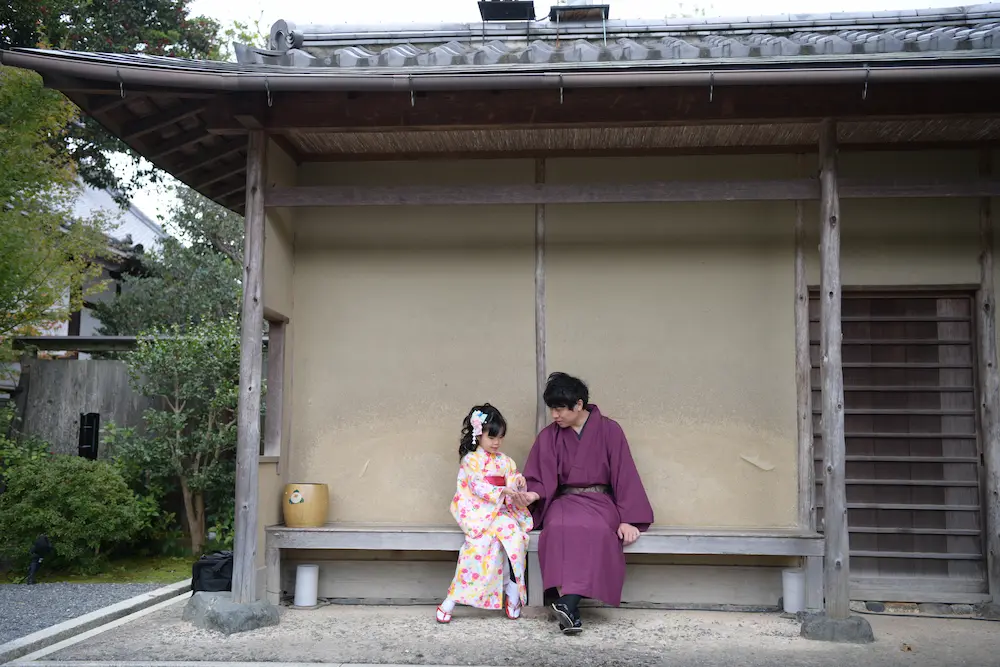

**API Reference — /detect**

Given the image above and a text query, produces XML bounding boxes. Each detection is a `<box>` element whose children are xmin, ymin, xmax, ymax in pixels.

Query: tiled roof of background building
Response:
<box><xmin>236</xmin><ymin>3</ymin><xmax>1000</xmax><ymax>69</ymax></box>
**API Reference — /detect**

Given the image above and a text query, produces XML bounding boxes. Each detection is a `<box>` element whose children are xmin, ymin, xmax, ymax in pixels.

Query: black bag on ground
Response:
<box><xmin>191</xmin><ymin>550</ymin><xmax>233</xmax><ymax>593</ymax></box>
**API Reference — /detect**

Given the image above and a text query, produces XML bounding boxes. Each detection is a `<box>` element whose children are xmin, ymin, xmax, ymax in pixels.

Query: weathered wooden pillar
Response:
<box><xmin>796</xmin><ymin>192</ymin><xmax>824</xmax><ymax>612</ymax></box>
<box><xmin>976</xmin><ymin>150</ymin><xmax>1000</xmax><ymax>609</ymax></box>
<box><xmin>795</xmin><ymin>197</ymin><xmax>814</xmax><ymax>532</ymax></box>
<box><xmin>534</xmin><ymin>158</ymin><xmax>548</xmax><ymax>434</ymax></box>
<box><xmin>232</xmin><ymin>129</ymin><xmax>268</xmax><ymax>605</ymax></box>
<box><xmin>818</xmin><ymin>119</ymin><xmax>850</xmax><ymax>620</ymax></box>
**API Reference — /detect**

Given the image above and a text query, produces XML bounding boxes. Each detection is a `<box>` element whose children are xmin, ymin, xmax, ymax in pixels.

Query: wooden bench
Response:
<box><xmin>265</xmin><ymin>523</ymin><xmax>824</xmax><ymax>609</ymax></box>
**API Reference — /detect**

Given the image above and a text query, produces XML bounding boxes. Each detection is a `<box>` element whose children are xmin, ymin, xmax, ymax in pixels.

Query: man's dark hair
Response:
<box><xmin>543</xmin><ymin>372</ymin><xmax>589</xmax><ymax>409</ymax></box>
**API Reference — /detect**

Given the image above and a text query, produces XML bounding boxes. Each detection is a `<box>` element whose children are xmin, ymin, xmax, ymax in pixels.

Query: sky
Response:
<box><xmin>127</xmin><ymin>0</ymin><xmax>963</xmax><ymax>222</ymax></box>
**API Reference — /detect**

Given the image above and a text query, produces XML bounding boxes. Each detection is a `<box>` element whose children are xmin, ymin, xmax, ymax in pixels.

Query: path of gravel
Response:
<box><xmin>39</xmin><ymin>603</ymin><xmax>1000</xmax><ymax>667</ymax></box>
<box><xmin>0</xmin><ymin>583</ymin><xmax>163</xmax><ymax>645</ymax></box>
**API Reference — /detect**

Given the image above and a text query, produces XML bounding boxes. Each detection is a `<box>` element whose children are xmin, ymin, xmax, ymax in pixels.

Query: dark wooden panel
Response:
<box><xmin>812</xmin><ymin>289</ymin><xmax>986</xmax><ymax>596</ymax></box>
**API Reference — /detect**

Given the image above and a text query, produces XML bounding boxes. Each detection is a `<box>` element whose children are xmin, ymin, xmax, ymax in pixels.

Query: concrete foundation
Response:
<box><xmin>976</xmin><ymin>602</ymin><xmax>1000</xmax><ymax>620</ymax></box>
<box><xmin>800</xmin><ymin>612</ymin><xmax>875</xmax><ymax>644</ymax></box>
<box><xmin>182</xmin><ymin>592</ymin><xmax>279</xmax><ymax>636</ymax></box>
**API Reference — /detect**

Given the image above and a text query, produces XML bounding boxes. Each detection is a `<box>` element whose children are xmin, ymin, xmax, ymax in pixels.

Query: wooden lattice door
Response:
<box><xmin>810</xmin><ymin>290</ymin><xmax>989</xmax><ymax>603</ymax></box>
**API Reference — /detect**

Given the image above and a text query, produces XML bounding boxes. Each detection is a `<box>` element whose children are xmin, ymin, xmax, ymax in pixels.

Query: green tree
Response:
<box><xmin>0</xmin><ymin>1</ymin><xmax>225</xmax><ymax>202</ymax></box>
<box><xmin>104</xmin><ymin>318</ymin><xmax>241</xmax><ymax>554</ymax></box>
<box><xmin>90</xmin><ymin>186</ymin><xmax>242</xmax><ymax>336</ymax></box>
<box><xmin>0</xmin><ymin>66</ymin><xmax>109</xmax><ymax>363</ymax></box>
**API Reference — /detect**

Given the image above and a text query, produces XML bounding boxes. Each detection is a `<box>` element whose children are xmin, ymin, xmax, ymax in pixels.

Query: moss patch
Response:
<box><xmin>33</xmin><ymin>555</ymin><xmax>194</xmax><ymax>584</ymax></box>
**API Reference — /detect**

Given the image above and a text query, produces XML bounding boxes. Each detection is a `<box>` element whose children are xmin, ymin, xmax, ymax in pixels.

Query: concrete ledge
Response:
<box><xmin>6</xmin><ymin>663</ymin><xmax>490</xmax><ymax>667</ymax></box>
<box><xmin>0</xmin><ymin>579</ymin><xmax>191</xmax><ymax>664</ymax></box>
<box><xmin>7</xmin><ymin>663</ymin><xmax>487</xmax><ymax>667</ymax></box>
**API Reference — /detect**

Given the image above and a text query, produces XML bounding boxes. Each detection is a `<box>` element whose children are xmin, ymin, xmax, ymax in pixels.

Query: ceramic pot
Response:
<box><xmin>282</xmin><ymin>483</ymin><xmax>329</xmax><ymax>527</ymax></box>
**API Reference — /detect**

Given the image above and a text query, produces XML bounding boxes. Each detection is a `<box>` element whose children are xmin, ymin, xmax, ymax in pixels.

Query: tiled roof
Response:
<box><xmin>238</xmin><ymin>4</ymin><xmax>1000</xmax><ymax>69</ymax></box>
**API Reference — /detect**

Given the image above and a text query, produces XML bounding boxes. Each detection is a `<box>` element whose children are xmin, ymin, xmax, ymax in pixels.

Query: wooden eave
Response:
<box><xmin>3</xmin><ymin>49</ymin><xmax>1000</xmax><ymax>215</ymax></box>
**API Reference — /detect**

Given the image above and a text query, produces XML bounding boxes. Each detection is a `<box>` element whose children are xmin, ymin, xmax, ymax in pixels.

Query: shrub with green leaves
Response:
<box><xmin>0</xmin><ymin>456</ymin><xmax>150</xmax><ymax>573</ymax></box>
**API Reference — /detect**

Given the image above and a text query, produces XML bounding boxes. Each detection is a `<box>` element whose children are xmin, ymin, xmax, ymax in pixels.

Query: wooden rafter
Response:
<box><xmin>121</xmin><ymin>103</ymin><xmax>207</xmax><ymax>140</ymax></box>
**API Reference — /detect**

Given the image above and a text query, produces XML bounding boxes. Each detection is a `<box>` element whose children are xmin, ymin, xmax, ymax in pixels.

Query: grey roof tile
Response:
<box><xmin>225</xmin><ymin>4</ymin><xmax>1000</xmax><ymax>70</ymax></box>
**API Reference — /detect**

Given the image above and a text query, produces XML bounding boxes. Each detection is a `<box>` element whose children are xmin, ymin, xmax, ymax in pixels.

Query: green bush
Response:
<box><xmin>0</xmin><ymin>407</ymin><xmax>50</xmax><ymax>475</ymax></box>
<box><xmin>0</xmin><ymin>455</ymin><xmax>150</xmax><ymax>573</ymax></box>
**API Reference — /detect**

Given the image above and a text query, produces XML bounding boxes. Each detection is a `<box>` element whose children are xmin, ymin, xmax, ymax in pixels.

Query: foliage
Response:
<box><xmin>0</xmin><ymin>66</ymin><xmax>109</xmax><ymax>364</ymax></box>
<box><xmin>207</xmin><ymin>500</ymin><xmax>236</xmax><ymax>551</ymax></box>
<box><xmin>19</xmin><ymin>554</ymin><xmax>196</xmax><ymax>584</ymax></box>
<box><xmin>165</xmin><ymin>185</ymin><xmax>245</xmax><ymax>266</ymax></box>
<box><xmin>0</xmin><ymin>455</ymin><xmax>150</xmax><ymax>573</ymax></box>
<box><xmin>0</xmin><ymin>408</ymin><xmax>50</xmax><ymax>477</ymax></box>
<box><xmin>216</xmin><ymin>12</ymin><xmax>269</xmax><ymax>63</ymax></box>
<box><xmin>90</xmin><ymin>186</ymin><xmax>242</xmax><ymax>337</ymax></box>
<box><xmin>104</xmin><ymin>318</ymin><xmax>241</xmax><ymax>554</ymax></box>
<box><xmin>0</xmin><ymin>1</ymin><xmax>223</xmax><ymax>202</ymax></box>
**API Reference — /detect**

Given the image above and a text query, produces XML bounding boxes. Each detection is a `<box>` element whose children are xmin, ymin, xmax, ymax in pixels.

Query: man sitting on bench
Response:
<box><xmin>513</xmin><ymin>372</ymin><xmax>654</xmax><ymax>634</ymax></box>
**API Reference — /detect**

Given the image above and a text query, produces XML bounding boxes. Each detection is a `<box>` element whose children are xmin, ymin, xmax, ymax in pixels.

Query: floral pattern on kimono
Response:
<box><xmin>446</xmin><ymin>449</ymin><xmax>533</xmax><ymax>610</ymax></box>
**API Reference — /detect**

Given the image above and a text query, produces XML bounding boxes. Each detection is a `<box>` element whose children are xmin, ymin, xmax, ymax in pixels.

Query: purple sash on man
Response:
<box><xmin>523</xmin><ymin>404</ymin><xmax>654</xmax><ymax>606</ymax></box>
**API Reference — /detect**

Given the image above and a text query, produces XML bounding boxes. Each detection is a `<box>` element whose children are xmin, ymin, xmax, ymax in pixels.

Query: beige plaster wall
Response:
<box><xmin>280</xmin><ymin>149</ymin><xmax>986</xmax><ymax>530</ymax></box>
<box><xmin>289</xmin><ymin>160</ymin><xmax>537</xmax><ymax>525</ymax></box>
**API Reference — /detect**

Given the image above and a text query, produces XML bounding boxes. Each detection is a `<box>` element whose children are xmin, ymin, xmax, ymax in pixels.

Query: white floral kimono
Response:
<box><xmin>446</xmin><ymin>449</ymin><xmax>533</xmax><ymax>610</ymax></box>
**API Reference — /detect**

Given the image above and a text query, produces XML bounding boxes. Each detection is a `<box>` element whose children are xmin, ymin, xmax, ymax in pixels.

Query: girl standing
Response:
<box><xmin>436</xmin><ymin>404</ymin><xmax>533</xmax><ymax>623</ymax></box>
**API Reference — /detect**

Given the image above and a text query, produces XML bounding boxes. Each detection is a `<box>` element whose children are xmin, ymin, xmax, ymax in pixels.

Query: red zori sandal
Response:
<box><xmin>436</xmin><ymin>606</ymin><xmax>452</xmax><ymax>624</ymax></box>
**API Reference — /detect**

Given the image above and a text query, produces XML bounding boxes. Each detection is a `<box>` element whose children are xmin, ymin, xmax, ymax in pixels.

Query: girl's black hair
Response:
<box><xmin>543</xmin><ymin>372</ymin><xmax>589</xmax><ymax>409</ymax></box>
<box><xmin>459</xmin><ymin>403</ymin><xmax>507</xmax><ymax>459</ymax></box>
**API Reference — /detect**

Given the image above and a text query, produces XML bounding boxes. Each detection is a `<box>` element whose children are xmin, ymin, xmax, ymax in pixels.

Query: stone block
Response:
<box><xmin>182</xmin><ymin>592</ymin><xmax>280</xmax><ymax>636</ymax></box>
<box><xmin>801</xmin><ymin>613</ymin><xmax>875</xmax><ymax>644</ymax></box>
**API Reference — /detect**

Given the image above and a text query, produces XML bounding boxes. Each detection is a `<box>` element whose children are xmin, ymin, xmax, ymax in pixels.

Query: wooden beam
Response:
<box><xmin>534</xmin><ymin>158</ymin><xmax>547</xmax><ymax>435</ymax></box>
<box><xmin>298</xmin><ymin>141</ymin><xmax>1000</xmax><ymax>164</ymax></box>
<box><xmin>121</xmin><ymin>104</ymin><xmax>206</xmax><ymax>141</ymax></box>
<box><xmin>794</xmin><ymin>191</ymin><xmax>814</xmax><ymax>532</ymax></box>
<box><xmin>264</xmin><ymin>178</ymin><xmax>1000</xmax><ymax>208</ymax></box>
<box><xmin>204</xmin><ymin>82</ymin><xmax>1000</xmax><ymax>133</ymax></box>
<box><xmin>232</xmin><ymin>130</ymin><xmax>268</xmax><ymax>606</ymax></box>
<box><xmin>263</xmin><ymin>319</ymin><xmax>285</xmax><ymax>459</ymax></box>
<box><xmin>976</xmin><ymin>149</ymin><xmax>1000</xmax><ymax>608</ymax></box>
<box><xmin>818</xmin><ymin>118</ymin><xmax>849</xmax><ymax>620</ymax></box>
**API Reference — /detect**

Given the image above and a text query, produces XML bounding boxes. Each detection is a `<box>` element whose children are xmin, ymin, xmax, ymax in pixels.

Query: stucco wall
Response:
<box><xmin>280</xmin><ymin>149</ymin><xmax>986</xmax><ymax>530</ymax></box>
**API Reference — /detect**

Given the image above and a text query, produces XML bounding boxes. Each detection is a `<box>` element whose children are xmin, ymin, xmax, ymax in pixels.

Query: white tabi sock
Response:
<box><xmin>504</xmin><ymin>579</ymin><xmax>519</xmax><ymax>600</ymax></box>
<box><xmin>439</xmin><ymin>597</ymin><xmax>456</xmax><ymax>613</ymax></box>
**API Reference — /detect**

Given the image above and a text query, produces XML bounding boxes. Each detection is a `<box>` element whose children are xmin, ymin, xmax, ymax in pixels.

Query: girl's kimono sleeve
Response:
<box><xmin>461</xmin><ymin>452</ymin><xmax>503</xmax><ymax>505</ymax></box>
<box><xmin>607</xmin><ymin>420</ymin><xmax>654</xmax><ymax>532</ymax></box>
<box><xmin>522</xmin><ymin>428</ymin><xmax>559</xmax><ymax>530</ymax></box>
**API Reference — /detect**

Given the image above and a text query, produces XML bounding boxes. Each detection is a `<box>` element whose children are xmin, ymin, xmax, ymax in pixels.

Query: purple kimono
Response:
<box><xmin>522</xmin><ymin>404</ymin><xmax>654</xmax><ymax>606</ymax></box>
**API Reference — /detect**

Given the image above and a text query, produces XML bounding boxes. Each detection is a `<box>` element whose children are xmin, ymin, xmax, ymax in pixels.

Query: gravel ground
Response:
<box><xmin>0</xmin><ymin>583</ymin><xmax>163</xmax><ymax>645</ymax></box>
<box><xmin>38</xmin><ymin>602</ymin><xmax>1000</xmax><ymax>667</ymax></box>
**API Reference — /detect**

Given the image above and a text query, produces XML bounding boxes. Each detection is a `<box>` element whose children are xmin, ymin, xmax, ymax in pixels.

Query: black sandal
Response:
<box><xmin>550</xmin><ymin>602</ymin><xmax>583</xmax><ymax>635</ymax></box>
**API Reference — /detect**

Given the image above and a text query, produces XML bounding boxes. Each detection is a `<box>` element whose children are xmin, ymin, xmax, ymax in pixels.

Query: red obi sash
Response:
<box><xmin>484</xmin><ymin>475</ymin><xmax>506</xmax><ymax>487</ymax></box>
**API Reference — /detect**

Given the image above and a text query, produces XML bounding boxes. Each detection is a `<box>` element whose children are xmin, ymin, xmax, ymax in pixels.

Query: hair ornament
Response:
<box><xmin>470</xmin><ymin>409</ymin><xmax>488</xmax><ymax>445</ymax></box>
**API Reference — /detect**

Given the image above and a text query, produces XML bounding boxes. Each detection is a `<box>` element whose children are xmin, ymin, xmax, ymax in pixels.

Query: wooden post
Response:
<box><xmin>977</xmin><ymin>150</ymin><xmax>1000</xmax><ymax>607</ymax></box>
<box><xmin>232</xmin><ymin>130</ymin><xmax>267</xmax><ymax>605</ymax></box>
<box><xmin>818</xmin><ymin>119</ymin><xmax>850</xmax><ymax>619</ymax></box>
<box><xmin>535</xmin><ymin>158</ymin><xmax>547</xmax><ymax>435</ymax></box>
<box><xmin>795</xmin><ymin>192</ymin><xmax>815</xmax><ymax>532</ymax></box>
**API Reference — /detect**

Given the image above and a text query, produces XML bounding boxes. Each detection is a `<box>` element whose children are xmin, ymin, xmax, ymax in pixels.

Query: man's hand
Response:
<box><xmin>510</xmin><ymin>490</ymin><xmax>539</xmax><ymax>508</ymax></box>
<box><xmin>617</xmin><ymin>522</ymin><xmax>640</xmax><ymax>546</ymax></box>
